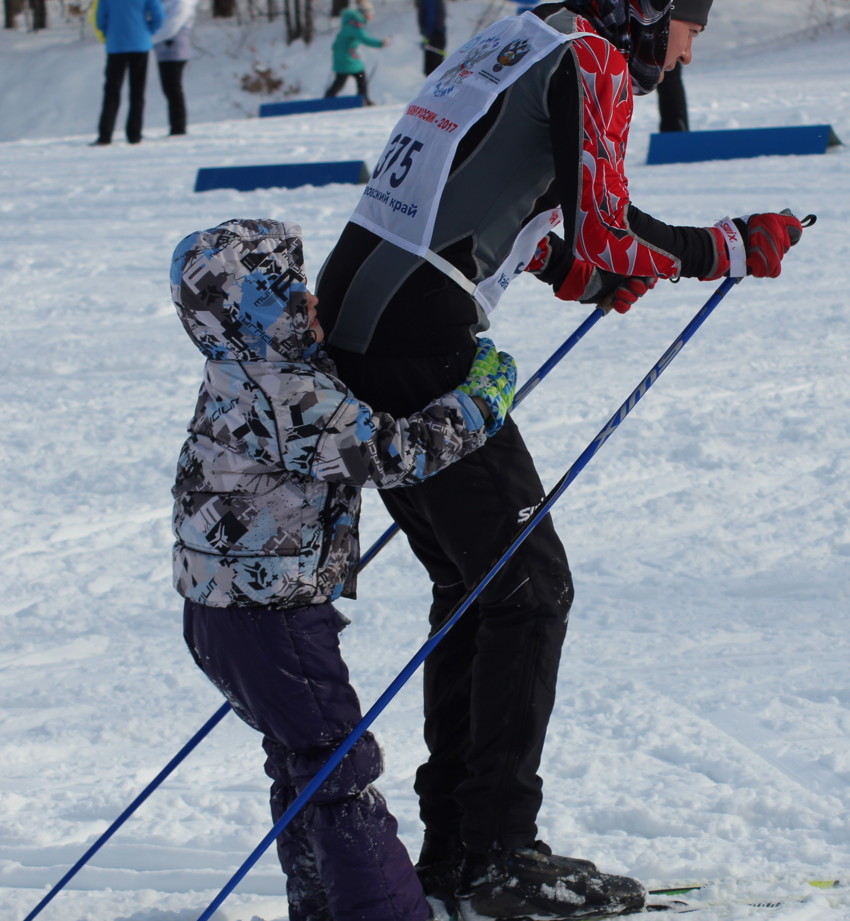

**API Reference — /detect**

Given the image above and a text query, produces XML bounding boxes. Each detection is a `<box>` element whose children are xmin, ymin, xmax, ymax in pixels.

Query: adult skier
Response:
<box><xmin>315</xmin><ymin>2</ymin><xmax>807</xmax><ymax>919</ymax></box>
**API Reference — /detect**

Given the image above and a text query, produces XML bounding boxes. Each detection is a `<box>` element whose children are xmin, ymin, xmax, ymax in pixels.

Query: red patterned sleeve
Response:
<box><xmin>570</xmin><ymin>27</ymin><xmax>680</xmax><ymax>279</ymax></box>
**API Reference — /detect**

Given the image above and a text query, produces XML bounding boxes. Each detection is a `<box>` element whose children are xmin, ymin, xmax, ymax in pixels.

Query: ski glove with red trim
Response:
<box><xmin>601</xmin><ymin>274</ymin><xmax>658</xmax><ymax>314</ymax></box>
<box><xmin>703</xmin><ymin>211</ymin><xmax>805</xmax><ymax>280</ymax></box>
<box><xmin>555</xmin><ymin>258</ymin><xmax>658</xmax><ymax>313</ymax></box>
<box><xmin>456</xmin><ymin>338</ymin><xmax>517</xmax><ymax>436</ymax></box>
<box><xmin>526</xmin><ymin>234</ymin><xmax>656</xmax><ymax>313</ymax></box>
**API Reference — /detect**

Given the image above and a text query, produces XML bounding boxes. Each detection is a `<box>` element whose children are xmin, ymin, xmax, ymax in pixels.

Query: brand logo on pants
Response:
<box><xmin>517</xmin><ymin>500</ymin><xmax>543</xmax><ymax>525</ymax></box>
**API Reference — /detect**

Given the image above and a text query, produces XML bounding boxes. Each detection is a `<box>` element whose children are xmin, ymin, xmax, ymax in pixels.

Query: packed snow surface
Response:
<box><xmin>1</xmin><ymin>1</ymin><xmax>849</xmax><ymax>919</ymax></box>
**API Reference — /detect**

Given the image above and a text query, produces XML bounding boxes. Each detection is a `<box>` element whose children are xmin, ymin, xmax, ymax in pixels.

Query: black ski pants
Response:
<box><xmin>657</xmin><ymin>61</ymin><xmax>689</xmax><ymax>132</ymax></box>
<box><xmin>157</xmin><ymin>59</ymin><xmax>187</xmax><ymax>135</ymax></box>
<box><xmin>330</xmin><ymin>344</ymin><xmax>574</xmax><ymax>856</ymax></box>
<box><xmin>97</xmin><ymin>51</ymin><xmax>149</xmax><ymax>144</ymax></box>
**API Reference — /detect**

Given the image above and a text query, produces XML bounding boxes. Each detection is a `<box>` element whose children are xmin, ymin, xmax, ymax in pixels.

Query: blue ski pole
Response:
<box><xmin>358</xmin><ymin>304</ymin><xmax>606</xmax><ymax>568</ymax></box>
<box><xmin>194</xmin><ymin>278</ymin><xmax>739</xmax><ymax>921</ymax></box>
<box><xmin>20</xmin><ymin>307</ymin><xmax>604</xmax><ymax>921</ymax></box>
<box><xmin>21</xmin><ymin>702</ymin><xmax>231</xmax><ymax>921</ymax></box>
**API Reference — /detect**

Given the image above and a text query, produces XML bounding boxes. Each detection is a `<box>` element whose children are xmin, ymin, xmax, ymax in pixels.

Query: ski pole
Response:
<box><xmin>421</xmin><ymin>40</ymin><xmax>449</xmax><ymax>57</ymax></box>
<box><xmin>359</xmin><ymin>304</ymin><xmax>606</xmax><ymax>568</ymax></box>
<box><xmin>194</xmin><ymin>277</ymin><xmax>739</xmax><ymax>921</ymax></box>
<box><xmin>20</xmin><ymin>307</ymin><xmax>604</xmax><ymax>921</ymax></box>
<box><xmin>20</xmin><ymin>702</ymin><xmax>231</xmax><ymax>921</ymax></box>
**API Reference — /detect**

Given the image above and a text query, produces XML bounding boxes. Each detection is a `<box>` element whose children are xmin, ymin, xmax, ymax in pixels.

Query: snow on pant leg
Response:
<box><xmin>124</xmin><ymin>51</ymin><xmax>148</xmax><ymax>142</ymax></box>
<box><xmin>380</xmin><ymin>415</ymin><xmax>573</xmax><ymax>853</ymax></box>
<box><xmin>157</xmin><ymin>59</ymin><xmax>187</xmax><ymax>134</ymax></box>
<box><xmin>282</xmin><ymin>736</ymin><xmax>430</xmax><ymax>921</ymax></box>
<box><xmin>264</xmin><ymin>760</ymin><xmax>333</xmax><ymax>921</ymax></box>
<box><xmin>183</xmin><ymin>599</ymin><xmax>429</xmax><ymax>921</ymax></box>
<box><xmin>97</xmin><ymin>53</ymin><xmax>127</xmax><ymax>143</ymax></box>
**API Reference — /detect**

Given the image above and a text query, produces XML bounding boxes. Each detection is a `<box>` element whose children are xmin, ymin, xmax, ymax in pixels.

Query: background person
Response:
<box><xmin>324</xmin><ymin>0</ymin><xmax>388</xmax><ymax>106</ymax></box>
<box><xmin>417</xmin><ymin>0</ymin><xmax>447</xmax><ymax>76</ymax></box>
<box><xmin>152</xmin><ymin>0</ymin><xmax>197</xmax><ymax>136</ymax></box>
<box><xmin>92</xmin><ymin>0</ymin><xmax>163</xmax><ymax>145</ymax></box>
<box><xmin>657</xmin><ymin>59</ymin><xmax>688</xmax><ymax>131</ymax></box>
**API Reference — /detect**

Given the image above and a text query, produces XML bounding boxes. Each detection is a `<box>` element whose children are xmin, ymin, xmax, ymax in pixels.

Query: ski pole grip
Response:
<box><xmin>780</xmin><ymin>210</ymin><xmax>817</xmax><ymax>247</ymax></box>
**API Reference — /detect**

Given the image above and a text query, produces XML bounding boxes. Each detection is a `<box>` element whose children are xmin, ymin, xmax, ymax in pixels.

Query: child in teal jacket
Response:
<box><xmin>324</xmin><ymin>0</ymin><xmax>386</xmax><ymax>105</ymax></box>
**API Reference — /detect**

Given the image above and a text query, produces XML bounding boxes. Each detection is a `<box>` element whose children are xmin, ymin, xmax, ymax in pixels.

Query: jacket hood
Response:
<box><xmin>170</xmin><ymin>218</ymin><xmax>318</xmax><ymax>362</ymax></box>
<box><xmin>563</xmin><ymin>0</ymin><xmax>672</xmax><ymax>95</ymax></box>
<box><xmin>340</xmin><ymin>7</ymin><xmax>366</xmax><ymax>25</ymax></box>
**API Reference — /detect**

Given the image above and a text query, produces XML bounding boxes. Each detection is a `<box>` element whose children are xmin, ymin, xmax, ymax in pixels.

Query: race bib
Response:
<box><xmin>352</xmin><ymin>13</ymin><xmax>582</xmax><ymax>256</ymax></box>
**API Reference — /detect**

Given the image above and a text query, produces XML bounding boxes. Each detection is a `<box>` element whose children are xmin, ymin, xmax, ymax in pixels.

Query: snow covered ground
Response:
<box><xmin>1</xmin><ymin>1</ymin><xmax>850</xmax><ymax>920</ymax></box>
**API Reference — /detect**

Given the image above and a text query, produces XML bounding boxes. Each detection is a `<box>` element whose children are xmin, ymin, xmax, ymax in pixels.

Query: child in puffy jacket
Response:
<box><xmin>324</xmin><ymin>0</ymin><xmax>387</xmax><ymax>105</ymax></box>
<box><xmin>170</xmin><ymin>218</ymin><xmax>515</xmax><ymax>921</ymax></box>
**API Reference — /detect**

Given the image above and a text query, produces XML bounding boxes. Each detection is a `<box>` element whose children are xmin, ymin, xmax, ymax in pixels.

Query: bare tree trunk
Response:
<box><xmin>330</xmin><ymin>0</ymin><xmax>346</xmax><ymax>16</ymax></box>
<box><xmin>212</xmin><ymin>0</ymin><xmax>236</xmax><ymax>17</ymax></box>
<box><xmin>4</xmin><ymin>0</ymin><xmax>22</xmax><ymax>29</ymax></box>
<box><xmin>30</xmin><ymin>0</ymin><xmax>46</xmax><ymax>29</ymax></box>
<box><xmin>303</xmin><ymin>0</ymin><xmax>313</xmax><ymax>42</ymax></box>
<box><xmin>284</xmin><ymin>0</ymin><xmax>301</xmax><ymax>42</ymax></box>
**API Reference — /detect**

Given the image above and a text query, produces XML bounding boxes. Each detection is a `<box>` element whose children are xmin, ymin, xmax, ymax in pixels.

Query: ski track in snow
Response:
<box><xmin>1</xmin><ymin>1</ymin><xmax>850</xmax><ymax>919</ymax></box>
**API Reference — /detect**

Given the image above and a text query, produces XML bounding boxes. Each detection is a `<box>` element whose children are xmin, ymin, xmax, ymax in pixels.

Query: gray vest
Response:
<box><xmin>330</xmin><ymin>9</ymin><xmax>585</xmax><ymax>353</ymax></box>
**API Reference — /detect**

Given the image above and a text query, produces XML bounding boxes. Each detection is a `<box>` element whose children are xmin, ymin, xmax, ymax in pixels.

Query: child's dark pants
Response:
<box><xmin>184</xmin><ymin>599</ymin><xmax>430</xmax><ymax>921</ymax></box>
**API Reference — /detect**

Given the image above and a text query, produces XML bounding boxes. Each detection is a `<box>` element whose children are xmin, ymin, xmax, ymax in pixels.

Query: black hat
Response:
<box><xmin>670</xmin><ymin>0</ymin><xmax>712</xmax><ymax>26</ymax></box>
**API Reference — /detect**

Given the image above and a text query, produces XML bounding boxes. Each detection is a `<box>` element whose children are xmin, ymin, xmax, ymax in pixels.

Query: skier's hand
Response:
<box><xmin>456</xmin><ymin>338</ymin><xmax>517</xmax><ymax>436</ymax></box>
<box><xmin>526</xmin><ymin>235</ymin><xmax>555</xmax><ymax>274</ymax></box>
<box><xmin>703</xmin><ymin>211</ymin><xmax>806</xmax><ymax>279</ymax></box>
<box><xmin>601</xmin><ymin>274</ymin><xmax>658</xmax><ymax>314</ymax></box>
<box><xmin>555</xmin><ymin>258</ymin><xmax>657</xmax><ymax>313</ymax></box>
<box><xmin>553</xmin><ymin>257</ymin><xmax>603</xmax><ymax>302</ymax></box>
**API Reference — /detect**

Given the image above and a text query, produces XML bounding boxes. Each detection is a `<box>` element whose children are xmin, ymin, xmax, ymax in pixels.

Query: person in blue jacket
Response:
<box><xmin>92</xmin><ymin>0</ymin><xmax>164</xmax><ymax>145</ymax></box>
<box><xmin>324</xmin><ymin>0</ymin><xmax>387</xmax><ymax>106</ymax></box>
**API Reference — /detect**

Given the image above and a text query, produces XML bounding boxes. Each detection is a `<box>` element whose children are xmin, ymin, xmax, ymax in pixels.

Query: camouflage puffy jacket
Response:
<box><xmin>170</xmin><ymin>219</ymin><xmax>487</xmax><ymax>608</ymax></box>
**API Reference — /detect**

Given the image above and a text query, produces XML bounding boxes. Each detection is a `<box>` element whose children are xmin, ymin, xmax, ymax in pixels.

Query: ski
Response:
<box><xmin>429</xmin><ymin>881</ymin><xmax>844</xmax><ymax>921</ymax></box>
<box><xmin>650</xmin><ymin>879</ymin><xmax>842</xmax><ymax>899</ymax></box>
<box><xmin>644</xmin><ymin>879</ymin><xmax>844</xmax><ymax>916</ymax></box>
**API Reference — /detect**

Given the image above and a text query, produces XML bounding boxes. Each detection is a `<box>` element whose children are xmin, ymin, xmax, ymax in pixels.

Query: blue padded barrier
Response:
<box><xmin>647</xmin><ymin>124</ymin><xmax>842</xmax><ymax>165</ymax></box>
<box><xmin>194</xmin><ymin>161</ymin><xmax>370</xmax><ymax>193</ymax></box>
<box><xmin>259</xmin><ymin>96</ymin><xmax>365</xmax><ymax>117</ymax></box>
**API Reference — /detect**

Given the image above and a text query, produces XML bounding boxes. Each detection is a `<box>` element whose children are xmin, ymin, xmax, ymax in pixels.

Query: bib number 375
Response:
<box><xmin>372</xmin><ymin>133</ymin><xmax>425</xmax><ymax>188</ymax></box>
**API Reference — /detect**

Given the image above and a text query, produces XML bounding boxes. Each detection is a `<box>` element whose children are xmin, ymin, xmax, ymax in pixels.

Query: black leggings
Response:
<box><xmin>325</xmin><ymin>71</ymin><xmax>370</xmax><ymax>103</ymax></box>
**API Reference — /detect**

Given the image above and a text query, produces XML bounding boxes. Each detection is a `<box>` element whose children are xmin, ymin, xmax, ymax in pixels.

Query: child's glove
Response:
<box><xmin>703</xmin><ymin>210</ymin><xmax>805</xmax><ymax>279</ymax></box>
<box><xmin>456</xmin><ymin>337</ymin><xmax>517</xmax><ymax>436</ymax></box>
